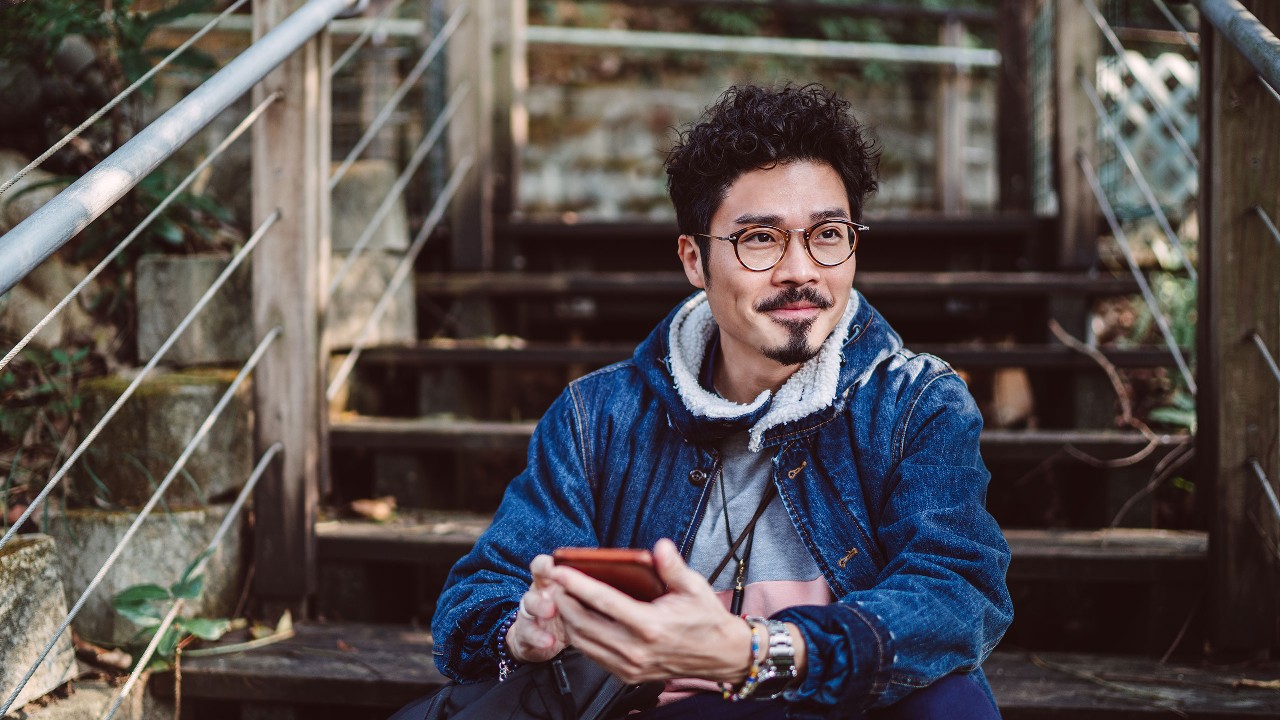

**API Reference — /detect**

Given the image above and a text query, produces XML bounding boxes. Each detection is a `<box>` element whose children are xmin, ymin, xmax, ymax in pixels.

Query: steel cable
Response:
<box><xmin>1081</xmin><ymin>0</ymin><xmax>1200</xmax><ymax>170</ymax></box>
<box><xmin>1080</xmin><ymin>72</ymin><xmax>1198</xmax><ymax>281</ymax></box>
<box><xmin>329</xmin><ymin>2</ymin><xmax>467</xmax><ymax>189</ymax></box>
<box><xmin>327</xmin><ymin>155</ymin><xmax>472</xmax><ymax>400</ymax></box>
<box><xmin>0</xmin><ymin>91</ymin><xmax>281</xmax><ymax>377</ymax></box>
<box><xmin>101</xmin><ymin>441</ymin><xmax>283</xmax><ymax>720</ymax></box>
<box><xmin>0</xmin><ymin>321</ymin><xmax>282</xmax><ymax>717</ymax></box>
<box><xmin>326</xmin><ymin>83</ymin><xmax>469</xmax><ymax>299</ymax></box>
<box><xmin>1151</xmin><ymin>0</ymin><xmax>1200</xmax><ymax>54</ymax></box>
<box><xmin>0</xmin><ymin>211</ymin><xmax>281</xmax><ymax>553</ymax></box>
<box><xmin>1248</xmin><ymin>332</ymin><xmax>1280</xmax><ymax>384</ymax></box>
<box><xmin>1078</xmin><ymin>153</ymin><xmax>1198</xmax><ymax>394</ymax></box>
<box><xmin>0</xmin><ymin>0</ymin><xmax>252</xmax><ymax>200</ymax></box>
<box><xmin>330</xmin><ymin>0</ymin><xmax>410</xmax><ymax>76</ymax></box>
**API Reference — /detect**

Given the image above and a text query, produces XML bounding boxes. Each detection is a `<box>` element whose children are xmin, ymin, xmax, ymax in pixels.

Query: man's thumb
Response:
<box><xmin>653</xmin><ymin>538</ymin><xmax>699</xmax><ymax>591</ymax></box>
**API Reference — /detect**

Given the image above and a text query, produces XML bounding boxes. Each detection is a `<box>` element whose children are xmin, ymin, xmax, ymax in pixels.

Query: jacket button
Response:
<box><xmin>688</xmin><ymin>469</ymin><xmax>708</xmax><ymax>486</ymax></box>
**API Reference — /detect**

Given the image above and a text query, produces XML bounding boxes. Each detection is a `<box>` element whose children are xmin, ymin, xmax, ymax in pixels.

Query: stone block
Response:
<box><xmin>0</xmin><ymin>159</ymin><xmax>68</xmax><ymax>232</ymax></box>
<box><xmin>135</xmin><ymin>254</ymin><xmax>253</xmax><ymax>367</ymax></box>
<box><xmin>0</xmin><ymin>257</ymin><xmax>96</xmax><ymax>350</ymax></box>
<box><xmin>75</xmin><ymin>370</ymin><xmax>252</xmax><ymax>508</ymax></box>
<box><xmin>45</xmin><ymin>504</ymin><xmax>243</xmax><ymax>646</ymax></box>
<box><xmin>0</xmin><ymin>535</ymin><xmax>78</xmax><ymax>713</ymax></box>
<box><xmin>3</xmin><ymin>674</ymin><xmax>174</xmax><ymax>720</ymax></box>
<box><xmin>330</xmin><ymin>160</ymin><xmax>409</xmax><ymax>253</ymax></box>
<box><xmin>327</xmin><ymin>251</ymin><xmax>416</xmax><ymax>348</ymax></box>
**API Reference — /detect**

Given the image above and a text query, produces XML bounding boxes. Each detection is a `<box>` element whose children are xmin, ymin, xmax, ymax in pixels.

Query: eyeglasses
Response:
<box><xmin>693</xmin><ymin>219</ymin><xmax>867</xmax><ymax>272</ymax></box>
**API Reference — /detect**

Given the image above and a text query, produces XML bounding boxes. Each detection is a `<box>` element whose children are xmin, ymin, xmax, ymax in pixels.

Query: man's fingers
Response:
<box><xmin>551</xmin><ymin>564</ymin><xmax>654</xmax><ymax>627</ymax></box>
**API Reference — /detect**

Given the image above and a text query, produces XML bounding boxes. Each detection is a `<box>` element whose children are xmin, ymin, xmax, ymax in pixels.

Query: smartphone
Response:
<box><xmin>552</xmin><ymin>547</ymin><xmax>666</xmax><ymax>601</ymax></box>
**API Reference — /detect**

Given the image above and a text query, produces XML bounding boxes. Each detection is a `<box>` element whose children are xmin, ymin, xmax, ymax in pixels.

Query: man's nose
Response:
<box><xmin>770</xmin><ymin>231</ymin><xmax>822</xmax><ymax>285</ymax></box>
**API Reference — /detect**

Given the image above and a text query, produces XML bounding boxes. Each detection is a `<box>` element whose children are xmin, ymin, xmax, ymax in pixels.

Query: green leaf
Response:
<box><xmin>50</xmin><ymin>348</ymin><xmax>71</xmax><ymax>365</ymax></box>
<box><xmin>177</xmin><ymin>616</ymin><xmax>230</xmax><ymax>641</ymax></box>
<box><xmin>113</xmin><ymin>583</ymin><xmax>171</xmax><ymax>607</ymax></box>
<box><xmin>116</xmin><ymin>603</ymin><xmax>165</xmax><ymax>628</ymax></box>
<box><xmin>156</xmin><ymin>627</ymin><xmax>182</xmax><ymax>657</ymax></box>
<box><xmin>154</xmin><ymin>218</ymin><xmax>185</xmax><ymax>246</ymax></box>
<box><xmin>170</xmin><ymin>572</ymin><xmax>204</xmax><ymax>600</ymax></box>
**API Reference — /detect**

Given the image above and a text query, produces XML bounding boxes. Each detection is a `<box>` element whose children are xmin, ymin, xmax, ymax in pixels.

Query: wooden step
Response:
<box><xmin>317</xmin><ymin>513</ymin><xmax>1206</xmax><ymax>585</ymax></box>
<box><xmin>415</xmin><ymin>270</ymin><xmax>1141</xmax><ymax>298</ymax></box>
<box><xmin>152</xmin><ymin>622</ymin><xmax>1280</xmax><ymax>718</ymax></box>
<box><xmin>330</xmin><ymin>417</ymin><xmax>1192</xmax><ymax>459</ymax></box>
<box><xmin>351</xmin><ymin>339</ymin><xmax>1183</xmax><ymax>369</ymax></box>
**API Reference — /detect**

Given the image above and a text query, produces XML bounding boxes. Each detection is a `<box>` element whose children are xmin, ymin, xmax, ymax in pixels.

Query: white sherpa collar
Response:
<box><xmin>667</xmin><ymin>291</ymin><xmax>860</xmax><ymax>451</ymax></box>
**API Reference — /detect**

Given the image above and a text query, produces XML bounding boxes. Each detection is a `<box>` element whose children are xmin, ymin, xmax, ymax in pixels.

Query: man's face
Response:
<box><xmin>678</xmin><ymin>160</ymin><xmax>857</xmax><ymax>371</ymax></box>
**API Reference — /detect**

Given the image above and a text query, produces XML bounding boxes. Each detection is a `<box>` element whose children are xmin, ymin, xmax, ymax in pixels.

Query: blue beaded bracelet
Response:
<box><xmin>496</xmin><ymin>608</ymin><xmax>520</xmax><ymax>682</ymax></box>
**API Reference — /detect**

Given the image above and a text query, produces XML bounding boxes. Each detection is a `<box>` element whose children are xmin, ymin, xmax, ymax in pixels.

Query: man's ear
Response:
<box><xmin>677</xmin><ymin>235</ymin><xmax>707</xmax><ymax>289</ymax></box>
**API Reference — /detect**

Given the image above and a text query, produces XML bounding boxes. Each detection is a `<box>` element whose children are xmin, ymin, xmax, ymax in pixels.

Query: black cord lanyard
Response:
<box><xmin>707</xmin><ymin>474</ymin><xmax>778</xmax><ymax>616</ymax></box>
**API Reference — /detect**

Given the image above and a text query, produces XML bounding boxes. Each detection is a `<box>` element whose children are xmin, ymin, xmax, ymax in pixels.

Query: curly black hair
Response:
<box><xmin>665</xmin><ymin>83</ymin><xmax>880</xmax><ymax>277</ymax></box>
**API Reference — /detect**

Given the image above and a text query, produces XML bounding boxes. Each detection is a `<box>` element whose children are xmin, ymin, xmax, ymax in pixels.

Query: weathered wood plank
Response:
<box><xmin>315</xmin><ymin>514</ymin><xmax>1207</xmax><ymax>586</ymax></box>
<box><xmin>1054</xmin><ymin>0</ymin><xmax>1100</xmax><ymax>270</ymax></box>
<box><xmin>1201</xmin><ymin>0</ymin><xmax>1280</xmax><ymax>655</ymax></box>
<box><xmin>251</xmin><ymin>0</ymin><xmax>328</xmax><ymax>612</ymax></box>
<box><xmin>153</xmin><ymin>625</ymin><xmax>1280</xmax><ymax>717</ymax></box>
<box><xmin>351</xmin><ymin>340</ymin><xmax>1183</xmax><ymax>369</ymax></box>
<box><xmin>329</xmin><ymin>418</ymin><xmax>1191</xmax><ymax>459</ymax></box>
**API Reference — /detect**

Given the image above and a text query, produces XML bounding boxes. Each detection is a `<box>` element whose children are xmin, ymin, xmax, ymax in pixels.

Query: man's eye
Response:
<box><xmin>741</xmin><ymin>232</ymin><xmax>777</xmax><ymax>246</ymax></box>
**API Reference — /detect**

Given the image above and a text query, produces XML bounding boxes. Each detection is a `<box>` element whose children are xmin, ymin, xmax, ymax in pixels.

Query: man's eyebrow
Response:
<box><xmin>731</xmin><ymin>209</ymin><xmax>851</xmax><ymax>226</ymax></box>
<box><xmin>811</xmin><ymin>208</ymin><xmax>851</xmax><ymax>221</ymax></box>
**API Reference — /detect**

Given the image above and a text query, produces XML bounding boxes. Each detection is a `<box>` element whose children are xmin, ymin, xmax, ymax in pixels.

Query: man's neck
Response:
<box><xmin>711</xmin><ymin>337</ymin><xmax>801</xmax><ymax>404</ymax></box>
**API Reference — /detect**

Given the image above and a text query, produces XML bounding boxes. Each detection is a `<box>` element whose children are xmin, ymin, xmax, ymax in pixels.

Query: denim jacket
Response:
<box><xmin>432</xmin><ymin>291</ymin><xmax>1013</xmax><ymax>717</ymax></box>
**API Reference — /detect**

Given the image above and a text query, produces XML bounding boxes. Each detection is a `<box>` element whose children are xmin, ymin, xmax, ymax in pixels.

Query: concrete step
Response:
<box><xmin>151</xmin><ymin>621</ymin><xmax>1280</xmax><ymax>719</ymax></box>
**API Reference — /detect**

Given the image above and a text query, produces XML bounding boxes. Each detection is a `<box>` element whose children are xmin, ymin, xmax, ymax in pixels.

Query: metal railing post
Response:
<box><xmin>251</xmin><ymin>0</ymin><xmax>333</xmax><ymax>615</ymax></box>
<box><xmin>1199</xmin><ymin>0</ymin><xmax>1280</xmax><ymax>656</ymax></box>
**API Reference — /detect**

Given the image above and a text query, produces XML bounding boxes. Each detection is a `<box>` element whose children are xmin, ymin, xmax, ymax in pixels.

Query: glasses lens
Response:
<box><xmin>735</xmin><ymin>226</ymin><xmax>787</xmax><ymax>270</ymax></box>
<box><xmin>807</xmin><ymin>221</ymin><xmax>857</xmax><ymax>266</ymax></box>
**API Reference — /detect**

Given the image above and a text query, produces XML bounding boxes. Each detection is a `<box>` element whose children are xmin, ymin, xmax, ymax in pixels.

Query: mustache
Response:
<box><xmin>754</xmin><ymin>286</ymin><xmax>834</xmax><ymax>313</ymax></box>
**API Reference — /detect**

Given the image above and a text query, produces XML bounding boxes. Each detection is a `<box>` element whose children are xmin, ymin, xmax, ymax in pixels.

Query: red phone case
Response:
<box><xmin>552</xmin><ymin>547</ymin><xmax>666</xmax><ymax>601</ymax></box>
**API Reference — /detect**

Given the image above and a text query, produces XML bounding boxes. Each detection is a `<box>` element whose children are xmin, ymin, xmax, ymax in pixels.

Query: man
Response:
<box><xmin>433</xmin><ymin>84</ymin><xmax>1012</xmax><ymax>719</ymax></box>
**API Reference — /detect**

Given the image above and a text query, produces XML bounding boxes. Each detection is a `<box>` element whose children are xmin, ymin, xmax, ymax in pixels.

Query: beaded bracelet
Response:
<box><xmin>721</xmin><ymin>618</ymin><xmax>765</xmax><ymax>701</ymax></box>
<box><xmin>495</xmin><ymin>607</ymin><xmax>520</xmax><ymax>682</ymax></box>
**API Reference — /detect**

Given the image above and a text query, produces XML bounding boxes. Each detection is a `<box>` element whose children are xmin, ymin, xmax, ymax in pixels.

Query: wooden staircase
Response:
<box><xmin>154</xmin><ymin>216</ymin><xmax>1279</xmax><ymax>718</ymax></box>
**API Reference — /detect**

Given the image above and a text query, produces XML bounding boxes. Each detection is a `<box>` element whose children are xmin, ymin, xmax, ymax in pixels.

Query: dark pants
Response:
<box><xmin>629</xmin><ymin>673</ymin><xmax>1001</xmax><ymax>720</ymax></box>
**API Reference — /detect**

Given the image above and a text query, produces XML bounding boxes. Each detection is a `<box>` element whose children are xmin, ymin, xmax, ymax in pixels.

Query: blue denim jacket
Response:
<box><xmin>432</xmin><ymin>291</ymin><xmax>1013</xmax><ymax>717</ymax></box>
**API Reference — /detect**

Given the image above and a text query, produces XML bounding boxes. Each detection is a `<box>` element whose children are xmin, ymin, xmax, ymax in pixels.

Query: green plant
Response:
<box><xmin>111</xmin><ymin>551</ymin><xmax>231</xmax><ymax>670</ymax></box>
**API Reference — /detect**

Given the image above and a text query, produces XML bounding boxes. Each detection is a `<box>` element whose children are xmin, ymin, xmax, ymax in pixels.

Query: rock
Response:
<box><xmin>1</xmin><ymin>165</ymin><xmax>68</xmax><ymax>232</ymax></box>
<box><xmin>135</xmin><ymin>254</ymin><xmax>254</xmax><ymax>366</ymax></box>
<box><xmin>330</xmin><ymin>160</ymin><xmax>410</xmax><ymax>253</ymax></box>
<box><xmin>0</xmin><ymin>256</ymin><xmax>97</xmax><ymax>350</ymax></box>
<box><xmin>74</xmin><ymin>369</ymin><xmax>252</xmax><ymax>508</ymax></box>
<box><xmin>327</xmin><ymin>250</ymin><xmax>416</xmax><ymax>348</ymax></box>
<box><xmin>45</xmin><ymin>504</ymin><xmax>243</xmax><ymax>646</ymax></box>
<box><xmin>0</xmin><ymin>535</ymin><xmax>78</xmax><ymax>713</ymax></box>
<box><xmin>3</xmin><ymin>672</ymin><xmax>173</xmax><ymax>720</ymax></box>
<box><xmin>0</xmin><ymin>61</ymin><xmax>43</xmax><ymax>134</ymax></box>
<box><xmin>53</xmin><ymin>35</ymin><xmax>97</xmax><ymax>79</ymax></box>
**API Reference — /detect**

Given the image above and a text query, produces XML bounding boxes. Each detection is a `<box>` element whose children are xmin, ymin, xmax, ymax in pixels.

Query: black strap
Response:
<box><xmin>707</xmin><ymin>482</ymin><xmax>777</xmax><ymax>586</ymax></box>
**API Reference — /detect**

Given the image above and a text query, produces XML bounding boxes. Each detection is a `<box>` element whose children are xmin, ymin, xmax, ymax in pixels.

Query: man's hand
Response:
<box><xmin>505</xmin><ymin>554</ymin><xmax>570</xmax><ymax>664</ymax></box>
<box><xmin>545</xmin><ymin>538</ymin><xmax>756</xmax><ymax>684</ymax></box>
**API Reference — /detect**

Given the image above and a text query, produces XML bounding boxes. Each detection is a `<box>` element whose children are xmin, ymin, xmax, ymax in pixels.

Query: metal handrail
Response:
<box><xmin>1192</xmin><ymin>0</ymin><xmax>1280</xmax><ymax>92</ymax></box>
<box><xmin>0</xmin><ymin>0</ymin><xmax>252</xmax><ymax>200</ymax></box>
<box><xmin>0</xmin><ymin>91</ymin><xmax>281</xmax><ymax>377</ymax></box>
<box><xmin>0</xmin><ymin>0</ymin><xmax>357</xmax><ymax>297</ymax></box>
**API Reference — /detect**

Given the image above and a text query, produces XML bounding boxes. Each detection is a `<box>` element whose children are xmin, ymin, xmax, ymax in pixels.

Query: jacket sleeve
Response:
<box><xmin>431</xmin><ymin>387</ymin><xmax>600</xmax><ymax>681</ymax></box>
<box><xmin>774</xmin><ymin>370</ymin><xmax>1013</xmax><ymax>714</ymax></box>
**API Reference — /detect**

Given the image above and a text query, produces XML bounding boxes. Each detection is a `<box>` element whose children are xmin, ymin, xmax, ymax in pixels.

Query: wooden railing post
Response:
<box><xmin>1053</xmin><ymin>0</ymin><xmax>1099</xmax><ymax>270</ymax></box>
<box><xmin>447</xmin><ymin>0</ymin><xmax>494</xmax><ymax>272</ymax></box>
<box><xmin>1200</xmin><ymin>0</ymin><xmax>1280</xmax><ymax>657</ymax></box>
<box><xmin>997</xmin><ymin>0</ymin><xmax>1033</xmax><ymax>213</ymax></box>
<box><xmin>251</xmin><ymin>0</ymin><xmax>331</xmax><ymax>615</ymax></box>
